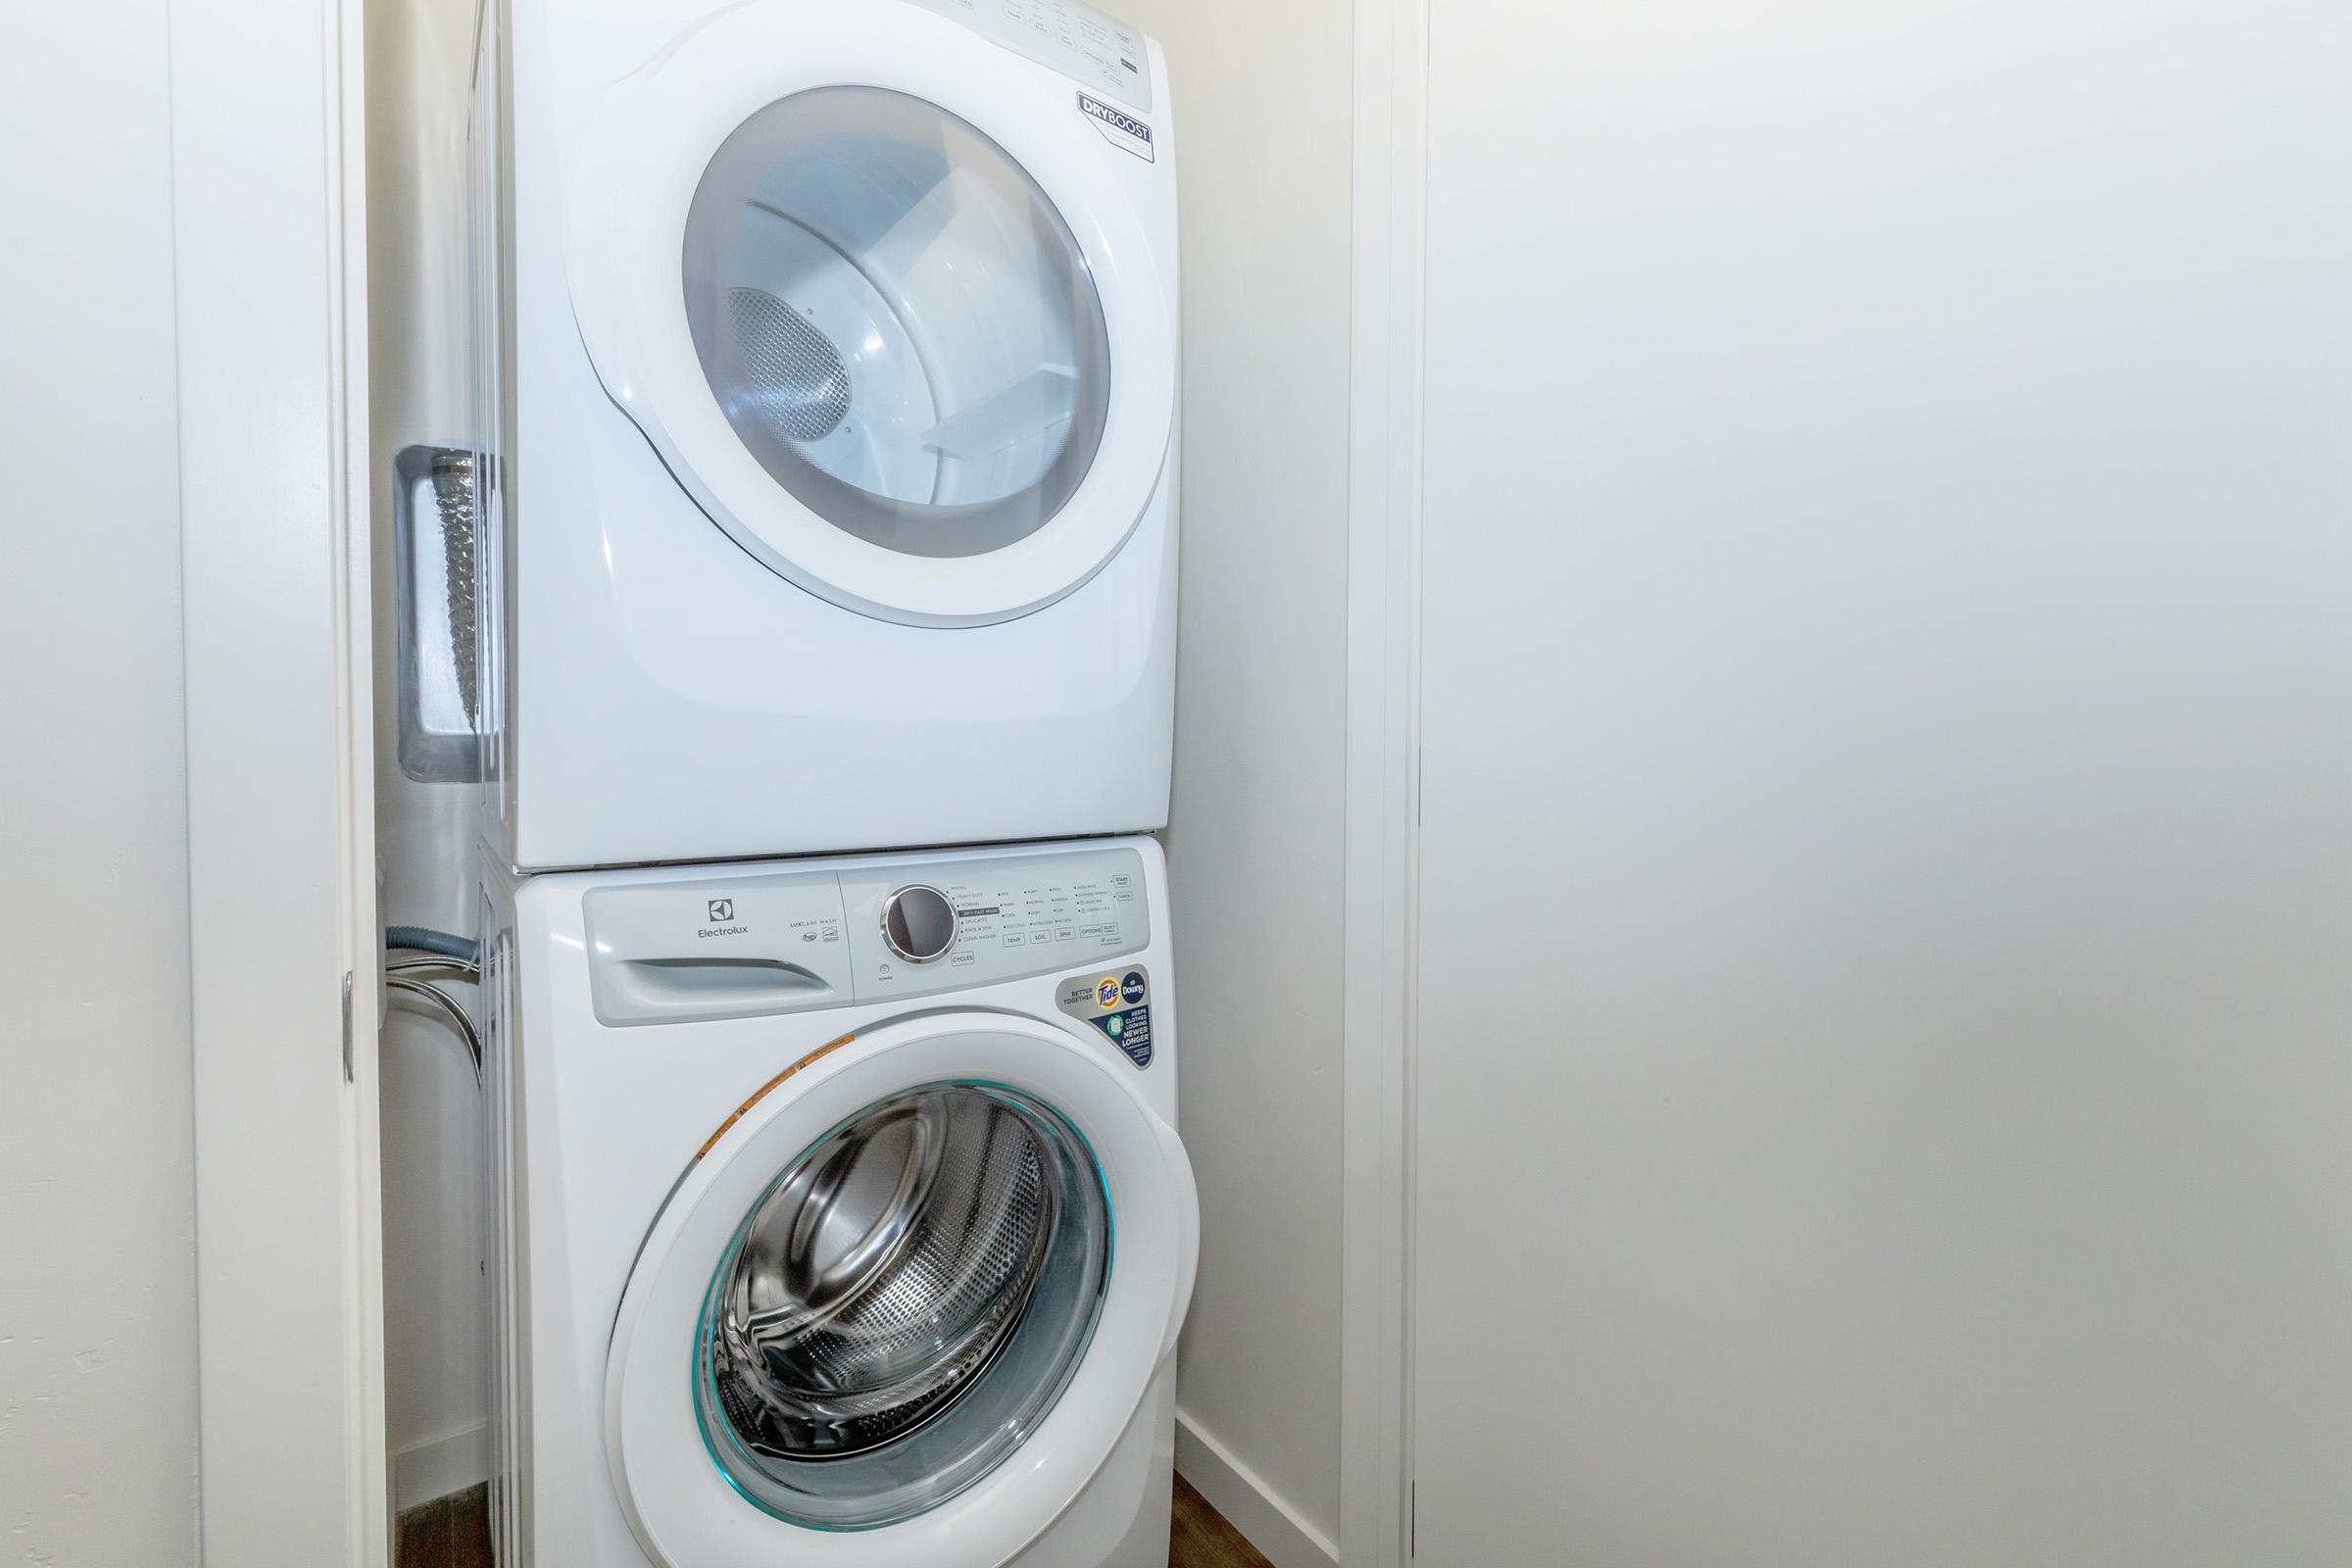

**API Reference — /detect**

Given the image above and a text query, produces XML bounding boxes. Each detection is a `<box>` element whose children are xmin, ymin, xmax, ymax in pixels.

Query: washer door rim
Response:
<box><xmin>604</xmin><ymin>1011</ymin><xmax>1198</xmax><ymax>1568</ymax></box>
<box><xmin>565</xmin><ymin>0</ymin><xmax>1175</xmax><ymax>629</ymax></box>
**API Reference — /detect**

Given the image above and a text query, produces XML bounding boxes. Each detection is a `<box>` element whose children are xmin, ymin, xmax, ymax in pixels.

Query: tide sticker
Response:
<box><xmin>1080</xmin><ymin>94</ymin><xmax>1154</xmax><ymax>162</ymax></box>
<box><xmin>1057</xmin><ymin>966</ymin><xmax>1154</xmax><ymax>1068</ymax></box>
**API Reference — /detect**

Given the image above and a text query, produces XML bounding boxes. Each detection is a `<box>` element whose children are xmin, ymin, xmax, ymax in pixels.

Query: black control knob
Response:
<box><xmin>880</xmin><ymin>885</ymin><xmax>957</xmax><ymax>964</ymax></box>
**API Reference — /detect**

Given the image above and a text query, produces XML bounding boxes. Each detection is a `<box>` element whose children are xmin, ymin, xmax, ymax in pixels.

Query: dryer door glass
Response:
<box><xmin>695</xmin><ymin>1081</ymin><xmax>1110</xmax><ymax>1529</ymax></box>
<box><xmin>684</xmin><ymin>87</ymin><xmax>1114</xmax><ymax>561</ymax></box>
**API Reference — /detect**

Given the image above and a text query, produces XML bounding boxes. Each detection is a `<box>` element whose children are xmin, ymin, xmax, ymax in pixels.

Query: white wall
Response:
<box><xmin>367</xmin><ymin>0</ymin><xmax>496</xmax><ymax>1511</ymax></box>
<box><xmin>1114</xmin><ymin>2</ymin><xmax>1353</xmax><ymax>1561</ymax></box>
<box><xmin>0</xmin><ymin>2</ymin><xmax>202</xmax><ymax>1561</ymax></box>
<box><xmin>1406</xmin><ymin>2</ymin><xmax>2352</xmax><ymax>1562</ymax></box>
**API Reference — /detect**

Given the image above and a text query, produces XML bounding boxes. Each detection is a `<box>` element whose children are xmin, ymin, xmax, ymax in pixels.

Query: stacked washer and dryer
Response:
<box><xmin>457</xmin><ymin>2</ymin><xmax>1197</xmax><ymax>1564</ymax></box>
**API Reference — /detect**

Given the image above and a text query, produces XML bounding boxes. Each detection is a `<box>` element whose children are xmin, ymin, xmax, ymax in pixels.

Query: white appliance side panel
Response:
<box><xmin>908</xmin><ymin>0</ymin><xmax>1155</xmax><ymax>112</ymax></box>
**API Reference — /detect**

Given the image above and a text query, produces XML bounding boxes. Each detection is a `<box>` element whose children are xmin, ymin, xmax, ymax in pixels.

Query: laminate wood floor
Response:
<box><xmin>396</xmin><ymin>1473</ymin><xmax>1274</xmax><ymax>1568</ymax></box>
<box><xmin>1169</xmin><ymin>1474</ymin><xmax>1278</xmax><ymax>1568</ymax></box>
<box><xmin>393</xmin><ymin>1485</ymin><xmax>489</xmax><ymax>1568</ymax></box>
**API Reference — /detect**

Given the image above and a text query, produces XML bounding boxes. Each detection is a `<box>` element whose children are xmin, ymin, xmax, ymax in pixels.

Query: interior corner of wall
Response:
<box><xmin>1173</xmin><ymin>1404</ymin><xmax>1341</xmax><ymax>1568</ymax></box>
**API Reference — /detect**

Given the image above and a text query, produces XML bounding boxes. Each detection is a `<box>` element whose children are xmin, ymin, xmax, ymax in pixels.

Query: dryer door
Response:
<box><xmin>605</xmin><ymin>1013</ymin><xmax>1197</xmax><ymax>1568</ymax></box>
<box><xmin>567</xmin><ymin>0</ymin><xmax>1174</xmax><ymax>627</ymax></box>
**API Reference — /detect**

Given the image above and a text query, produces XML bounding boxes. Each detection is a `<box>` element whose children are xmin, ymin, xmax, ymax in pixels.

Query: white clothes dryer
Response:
<box><xmin>476</xmin><ymin>837</ymin><xmax>1197</xmax><ymax>1567</ymax></box>
<box><xmin>466</xmin><ymin>0</ymin><xmax>1179</xmax><ymax>869</ymax></box>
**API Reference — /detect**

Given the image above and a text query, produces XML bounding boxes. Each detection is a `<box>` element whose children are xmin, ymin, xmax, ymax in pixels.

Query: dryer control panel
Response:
<box><xmin>582</xmin><ymin>847</ymin><xmax>1149</xmax><ymax>1027</ymax></box>
<box><xmin>909</xmin><ymin>0</ymin><xmax>1154</xmax><ymax>113</ymax></box>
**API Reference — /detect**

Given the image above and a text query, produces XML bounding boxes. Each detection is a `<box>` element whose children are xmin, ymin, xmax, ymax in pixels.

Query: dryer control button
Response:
<box><xmin>880</xmin><ymin>885</ymin><xmax>958</xmax><ymax>964</ymax></box>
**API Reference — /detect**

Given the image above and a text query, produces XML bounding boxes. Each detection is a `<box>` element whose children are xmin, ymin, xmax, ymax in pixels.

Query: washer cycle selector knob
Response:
<box><xmin>879</xmin><ymin>885</ymin><xmax>958</xmax><ymax>964</ymax></box>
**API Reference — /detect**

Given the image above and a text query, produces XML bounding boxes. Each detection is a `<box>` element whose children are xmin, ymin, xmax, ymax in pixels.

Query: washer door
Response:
<box><xmin>606</xmin><ymin>1014</ymin><xmax>1198</xmax><ymax>1568</ymax></box>
<box><xmin>567</xmin><ymin>0</ymin><xmax>1174</xmax><ymax>627</ymax></box>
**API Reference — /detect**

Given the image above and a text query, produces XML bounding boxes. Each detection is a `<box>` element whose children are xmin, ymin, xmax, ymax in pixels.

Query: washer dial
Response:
<box><xmin>880</xmin><ymin>885</ymin><xmax>958</xmax><ymax>964</ymax></box>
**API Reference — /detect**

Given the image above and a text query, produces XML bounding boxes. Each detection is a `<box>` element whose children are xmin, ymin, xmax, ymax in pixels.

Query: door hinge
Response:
<box><xmin>1409</xmin><ymin>1478</ymin><xmax>1417</xmax><ymax>1557</ymax></box>
<box><xmin>340</xmin><ymin>970</ymin><xmax>355</xmax><ymax>1083</ymax></box>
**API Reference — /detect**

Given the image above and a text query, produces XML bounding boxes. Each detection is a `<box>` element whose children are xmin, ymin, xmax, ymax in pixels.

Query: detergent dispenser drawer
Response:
<box><xmin>585</xmin><ymin>871</ymin><xmax>853</xmax><ymax>1026</ymax></box>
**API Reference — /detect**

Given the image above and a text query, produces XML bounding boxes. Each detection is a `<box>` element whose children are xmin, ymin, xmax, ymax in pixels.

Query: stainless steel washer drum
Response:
<box><xmin>694</xmin><ymin>1082</ymin><xmax>1111</xmax><ymax>1529</ymax></box>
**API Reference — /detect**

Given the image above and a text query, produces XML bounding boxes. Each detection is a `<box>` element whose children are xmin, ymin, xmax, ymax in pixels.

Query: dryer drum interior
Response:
<box><xmin>682</xmin><ymin>84</ymin><xmax>1116</xmax><ymax>561</ymax></box>
<box><xmin>696</xmin><ymin>1081</ymin><xmax>1112</xmax><ymax>1529</ymax></box>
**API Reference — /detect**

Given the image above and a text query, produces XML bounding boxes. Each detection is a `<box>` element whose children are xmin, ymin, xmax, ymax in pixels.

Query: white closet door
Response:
<box><xmin>1409</xmin><ymin>4</ymin><xmax>2352</xmax><ymax>1562</ymax></box>
<box><xmin>173</xmin><ymin>0</ymin><xmax>384</xmax><ymax>1558</ymax></box>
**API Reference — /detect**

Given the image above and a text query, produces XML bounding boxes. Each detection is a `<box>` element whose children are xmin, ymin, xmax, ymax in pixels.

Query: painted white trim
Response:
<box><xmin>1340</xmin><ymin>0</ymin><xmax>1427</xmax><ymax>1563</ymax></box>
<box><xmin>1177</xmin><ymin>1409</ymin><xmax>1341</xmax><ymax>1568</ymax></box>
<box><xmin>173</xmin><ymin>0</ymin><xmax>384</xmax><ymax>1561</ymax></box>
<box><xmin>394</xmin><ymin>1421</ymin><xmax>493</xmax><ymax>1514</ymax></box>
<box><xmin>330</xmin><ymin>0</ymin><xmax>389</xmax><ymax>1559</ymax></box>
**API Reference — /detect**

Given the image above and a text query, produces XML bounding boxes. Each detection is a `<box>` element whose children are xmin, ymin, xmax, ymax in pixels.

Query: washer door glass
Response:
<box><xmin>683</xmin><ymin>87</ymin><xmax>1114</xmax><ymax>562</ymax></box>
<box><xmin>696</xmin><ymin>1082</ymin><xmax>1111</xmax><ymax>1530</ymax></box>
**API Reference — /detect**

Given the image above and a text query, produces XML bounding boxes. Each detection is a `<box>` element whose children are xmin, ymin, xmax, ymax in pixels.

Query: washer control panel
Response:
<box><xmin>909</xmin><ymin>0</ymin><xmax>1153</xmax><ymax>113</ymax></box>
<box><xmin>841</xmin><ymin>848</ymin><xmax>1149</xmax><ymax>1006</ymax></box>
<box><xmin>583</xmin><ymin>847</ymin><xmax>1149</xmax><ymax>1026</ymax></box>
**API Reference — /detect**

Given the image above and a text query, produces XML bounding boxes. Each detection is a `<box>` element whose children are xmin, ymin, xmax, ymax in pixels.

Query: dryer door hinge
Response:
<box><xmin>340</xmin><ymin>970</ymin><xmax>355</xmax><ymax>1083</ymax></box>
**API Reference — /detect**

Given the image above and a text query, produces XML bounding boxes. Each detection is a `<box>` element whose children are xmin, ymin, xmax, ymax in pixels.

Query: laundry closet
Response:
<box><xmin>15</xmin><ymin>0</ymin><xmax>2352</xmax><ymax>1562</ymax></box>
<box><xmin>365</xmin><ymin>0</ymin><xmax>2352</xmax><ymax>1564</ymax></box>
<box><xmin>368</xmin><ymin>1</ymin><xmax>1219</xmax><ymax>1563</ymax></box>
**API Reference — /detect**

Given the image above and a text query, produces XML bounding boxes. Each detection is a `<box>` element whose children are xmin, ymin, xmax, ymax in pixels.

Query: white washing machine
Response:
<box><xmin>477</xmin><ymin>837</ymin><xmax>1198</xmax><ymax>1567</ymax></box>
<box><xmin>467</xmin><ymin>0</ymin><xmax>1179</xmax><ymax>869</ymax></box>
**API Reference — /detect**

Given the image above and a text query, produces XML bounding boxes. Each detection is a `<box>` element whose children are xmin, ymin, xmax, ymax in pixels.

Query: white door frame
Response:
<box><xmin>1340</xmin><ymin>0</ymin><xmax>1427</xmax><ymax>1562</ymax></box>
<box><xmin>173</xmin><ymin>0</ymin><xmax>386</xmax><ymax>1561</ymax></box>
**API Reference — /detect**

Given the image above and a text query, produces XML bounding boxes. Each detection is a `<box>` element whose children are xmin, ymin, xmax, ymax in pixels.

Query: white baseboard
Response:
<box><xmin>393</xmin><ymin>1420</ymin><xmax>491</xmax><ymax>1514</ymax></box>
<box><xmin>1175</xmin><ymin>1408</ymin><xmax>1340</xmax><ymax>1568</ymax></box>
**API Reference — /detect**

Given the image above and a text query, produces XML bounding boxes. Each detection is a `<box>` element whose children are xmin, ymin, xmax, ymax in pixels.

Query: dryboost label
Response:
<box><xmin>1055</xmin><ymin>965</ymin><xmax>1153</xmax><ymax>1068</ymax></box>
<box><xmin>1079</xmin><ymin>93</ymin><xmax>1154</xmax><ymax>161</ymax></box>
